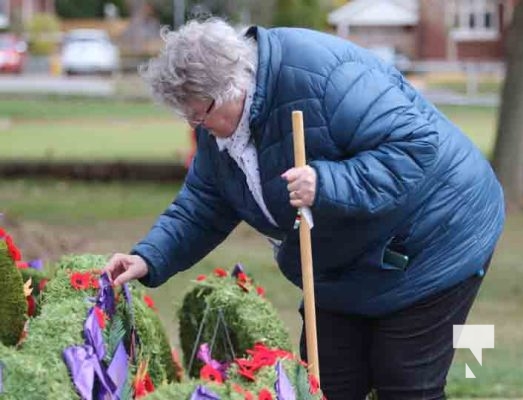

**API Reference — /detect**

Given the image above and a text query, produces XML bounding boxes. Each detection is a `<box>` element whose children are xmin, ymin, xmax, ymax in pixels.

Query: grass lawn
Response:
<box><xmin>425</xmin><ymin>73</ymin><xmax>503</xmax><ymax>95</ymax></box>
<box><xmin>439</xmin><ymin>105</ymin><xmax>498</xmax><ymax>157</ymax></box>
<box><xmin>0</xmin><ymin>97</ymin><xmax>190</xmax><ymax>162</ymax></box>
<box><xmin>0</xmin><ymin>179</ymin><xmax>521</xmax><ymax>398</ymax></box>
<box><xmin>0</xmin><ymin>98</ymin><xmax>498</xmax><ymax>161</ymax></box>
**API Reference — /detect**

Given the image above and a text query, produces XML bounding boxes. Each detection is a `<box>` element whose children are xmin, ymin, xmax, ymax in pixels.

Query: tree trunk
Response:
<box><xmin>493</xmin><ymin>1</ymin><xmax>523</xmax><ymax>211</ymax></box>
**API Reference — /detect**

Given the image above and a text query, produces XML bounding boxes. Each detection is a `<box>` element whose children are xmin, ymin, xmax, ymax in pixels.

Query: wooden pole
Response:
<box><xmin>291</xmin><ymin>110</ymin><xmax>320</xmax><ymax>383</ymax></box>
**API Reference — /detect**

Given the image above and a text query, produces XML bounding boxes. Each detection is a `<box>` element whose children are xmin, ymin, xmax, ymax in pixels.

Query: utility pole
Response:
<box><xmin>173</xmin><ymin>0</ymin><xmax>185</xmax><ymax>29</ymax></box>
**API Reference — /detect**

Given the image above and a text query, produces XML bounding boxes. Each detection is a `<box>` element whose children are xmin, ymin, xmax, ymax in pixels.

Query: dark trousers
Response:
<box><xmin>300</xmin><ymin>260</ymin><xmax>490</xmax><ymax>400</ymax></box>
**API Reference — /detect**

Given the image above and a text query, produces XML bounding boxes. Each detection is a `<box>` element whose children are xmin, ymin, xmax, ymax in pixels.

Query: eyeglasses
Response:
<box><xmin>187</xmin><ymin>99</ymin><xmax>215</xmax><ymax>127</ymax></box>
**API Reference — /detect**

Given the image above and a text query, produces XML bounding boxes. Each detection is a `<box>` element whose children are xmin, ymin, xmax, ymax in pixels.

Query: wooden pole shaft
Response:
<box><xmin>291</xmin><ymin>110</ymin><xmax>320</xmax><ymax>384</ymax></box>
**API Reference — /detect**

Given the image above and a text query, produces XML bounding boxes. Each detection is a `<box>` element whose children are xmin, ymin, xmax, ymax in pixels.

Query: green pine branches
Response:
<box><xmin>0</xmin><ymin>241</ymin><xmax>27</xmax><ymax>347</ymax></box>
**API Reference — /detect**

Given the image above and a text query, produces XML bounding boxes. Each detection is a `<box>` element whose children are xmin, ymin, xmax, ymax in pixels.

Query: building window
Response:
<box><xmin>469</xmin><ymin>13</ymin><xmax>476</xmax><ymax>28</ymax></box>
<box><xmin>485</xmin><ymin>11</ymin><xmax>492</xmax><ymax>27</ymax></box>
<box><xmin>448</xmin><ymin>0</ymin><xmax>502</xmax><ymax>41</ymax></box>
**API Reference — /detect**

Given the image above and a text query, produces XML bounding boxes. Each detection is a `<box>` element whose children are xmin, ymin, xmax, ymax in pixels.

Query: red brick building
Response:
<box><xmin>0</xmin><ymin>0</ymin><xmax>55</xmax><ymax>29</ymax></box>
<box><xmin>328</xmin><ymin>0</ymin><xmax>520</xmax><ymax>61</ymax></box>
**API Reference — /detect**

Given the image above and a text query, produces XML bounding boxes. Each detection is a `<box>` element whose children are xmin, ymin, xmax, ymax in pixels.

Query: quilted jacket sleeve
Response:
<box><xmin>131</xmin><ymin>137</ymin><xmax>240</xmax><ymax>287</ymax></box>
<box><xmin>309</xmin><ymin>63</ymin><xmax>439</xmax><ymax>218</ymax></box>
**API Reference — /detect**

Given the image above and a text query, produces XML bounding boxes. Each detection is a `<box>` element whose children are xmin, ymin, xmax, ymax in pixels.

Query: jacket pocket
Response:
<box><xmin>358</xmin><ymin>237</ymin><xmax>410</xmax><ymax>272</ymax></box>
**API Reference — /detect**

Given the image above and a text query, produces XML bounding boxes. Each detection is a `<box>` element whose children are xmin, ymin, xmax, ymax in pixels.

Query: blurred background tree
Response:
<box><xmin>26</xmin><ymin>13</ymin><xmax>61</xmax><ymax>55</ymax></box>
<box><xmin>55</xmin><ymin>0</ymin><xmax>129</xmax><ymax>18</ymax></box>
<box><xmin>493</xmin><ymin>0</ymin><xmax>523</xmax><ymax>211</ymax></box>
<box><xmin>273</xmin><ymin>0</ymin><xmax>326</xmax><ymax>29</ymax></box>
<box><xmin>54</xmin><ymin>0</ymin><xmax>331</xmax><ymax>30</ymax></box>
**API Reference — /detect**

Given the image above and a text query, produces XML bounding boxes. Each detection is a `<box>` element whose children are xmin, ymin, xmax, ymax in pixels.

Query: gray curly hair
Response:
<box><xmin>139</xmin><ymin>18</ymin><xmax>257</xmax><ymax>118</ymax></box>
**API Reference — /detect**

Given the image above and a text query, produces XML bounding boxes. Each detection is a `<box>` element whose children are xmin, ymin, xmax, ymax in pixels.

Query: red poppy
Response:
<box><xmin>94</xmin><ymin>306</ymin><xmax>106</xmax><ymax>329</ymax></box>
<box><xmin>246</xmin><ymin>350</ymin><xmax>273</xmax><ymax>368</ymax></box>
<box><xmin>309</xmin><ymin>374</ymin><xmax>320</xmax><ymax>394</ymax></box>
<box><xmin>90</xmin><ymin>276</ymin><xmax>100</xmax><ymax>289</ymax></box>
<box><xmin>196</xmin><ymin>274</ymin><xmax>206</xmax><ymax>281</ymax></box>
<box><xmin>143</xmin><ymin>295</ymin><xmax>156</xmax><ymax>310</ymax></box>
<box><xmin>38</xmin><ymin>279</ymin><xmax>49</xmax><ymax>292</ymax></box>
<box><xmin>236</xmin><ymin>272</ymin><xmax>248</xmax><ymax>283</ymax></box>
<box><xmin>200</xmin><ymin>364</ymin><xmax>223</xmax><ymax>384</ymax></box>
<box><xmin>247</xmin><ymin>343</ymin><xmax>293</xmax><ymax>366</ymax></box>
<box><xmin>213</xmin><ymin>267</ymin><xmax>228</xmax><ymax>277</ymax></box>
<box><xmin>253</xmin><ymin>351</ymin><xmax>276</xmax><ymax>367</ymax></box>
<box><xmin>4</xmin><ymin>235</ymin><xmax>22</xmax><ymax>261</ymax></box>
<box><xmin>70</xmin><ymin>272</ymin><xmax>91</xmax><ymax>290</ymax></box>
<box><xmin>134</xmin><ymin>373</ymin><xmax>154</xmax><ymax>398</ymax></box>
<box><xmin>236</xmin><ymin>357</ymin><xmax>260</xmax><ymax>371</ymax></box>
<box><xmin>237</xmin><ymin>367</ymin><xmax>256</xmax><ymax>381</ymax></box>
<box><xmin>26</xmin><ymin>295</ymin><xmax>36</xmax><ymax>317</ymax></box>
<box><xmin>235</xmin><ymin>359</ymin><xmax>258</xmax><ymax>381</ymax></box>
<box><xmin>236</xmin><ymin>272</ymin><xmax>251</xmax><ymax>292</ymax></box>
<box><xmin>258</xmin><ymin>389</ymin><xmax>273</xmax><ymax>400</ymax></box>
<box><xmin>273</xmin><ymin>348</ymin><xmax>294</xmax><ymax>360</ymax></box>
<box><xmin>256</xmin><ymin>286</ymin><xmax>265</xmax><ymax>297</ymax></box>
<box><xmin>16</xmin><ymin>261</ymin><xmax>29</xmax><ymax>269</ymax></box>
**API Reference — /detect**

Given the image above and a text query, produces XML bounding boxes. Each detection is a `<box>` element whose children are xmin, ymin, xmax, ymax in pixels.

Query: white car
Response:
<box><xmin>61</xmin><ymin>29</ymin><xmax>120</xmax><ymax>75</ymax></box>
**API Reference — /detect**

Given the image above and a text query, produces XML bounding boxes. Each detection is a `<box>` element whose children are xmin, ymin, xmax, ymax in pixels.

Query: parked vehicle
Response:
<box><xmin>61</xmin><ymin>29</ymin><xmax>120</xmax><ymax>75</ymax></box>
<box><xmin>0</xmin><ymin>34</ymin><xmax>27</xmax><ymax>74</ymax></box>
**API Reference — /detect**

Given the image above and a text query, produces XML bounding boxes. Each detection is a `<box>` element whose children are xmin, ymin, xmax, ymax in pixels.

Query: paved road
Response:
<box><xmin>0</xmin><ymin>73</ymin><xmax>500</xmax><ymax>106</ymax></box>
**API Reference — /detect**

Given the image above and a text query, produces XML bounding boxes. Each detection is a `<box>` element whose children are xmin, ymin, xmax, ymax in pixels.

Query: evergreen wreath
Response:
<box><xmin>0</xmin><ymin>232</ymin><xmax>28</xmax><ymax>347</ymax></box>
<box><xmin>0</xmin><ymin>228</ymin><xmax>324</xmax><ymax>399</ymax></box>
<box><xmin>178</xmin><ymin>265</ymin><xmax>292</xmax><ymax>378</ymax></box>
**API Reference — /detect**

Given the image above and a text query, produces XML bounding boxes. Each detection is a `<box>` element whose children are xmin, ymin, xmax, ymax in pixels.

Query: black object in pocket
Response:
<box><xmin>382</xmin><ymin>247</ymin><xmax>409</xmax><ymax>271</ymax></box>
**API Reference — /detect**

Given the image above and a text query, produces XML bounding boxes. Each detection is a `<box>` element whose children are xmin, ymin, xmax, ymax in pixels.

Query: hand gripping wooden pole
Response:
<box><xmin>291</xmin><ymin>110</ymin><xmax>320</xmax><ymax>384</ymax></box>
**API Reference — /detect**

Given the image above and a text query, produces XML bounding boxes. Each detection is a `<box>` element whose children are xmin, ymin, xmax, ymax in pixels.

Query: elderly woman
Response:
<box><xmin>104</xmin><ymin>19</ymin><xmax>505</xmax><ymax>399</ymax></box>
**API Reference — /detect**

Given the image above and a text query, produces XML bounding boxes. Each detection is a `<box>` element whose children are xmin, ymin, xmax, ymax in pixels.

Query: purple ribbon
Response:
<box><xmin>62</xmin><ymin>345</ymin><xmax>115</xmax><ymax>400</ymax></box>
<box><xmin>28</xmin><ymin>259</ymin><xmax>43</xmax><ymax>270</ymax></box>
<box><xmin>97</xmin><ymin>273</ymin><xmax>116</xmax><ymax>318</ymax></box>
<box><xmin>197</xmin><ymin>343</ymin><xmax>227</xmax><ymax>379</ymax></box>
<box><xmin>231</xmin><ymin>263</ymin><xmax>245</xmax><ymax>278</ymax></box>
<box><xmin>84</xmin><ymin>308</ymin><xmax>106</xmax><ymax>361</ymax></box>
<box><xmin>189</xmin><ymin>385</ymin><xmax>221</xmax><ymax>400</ymax></box>
<box><xmin>107</xmin><ymin>341</ymin><xmax>128</xmax><ymax>399</ymax></box>
<box><xmin>275</xmin><ymin>361</ymin><xmax>296</xmax><ymax>400</ymax></box>
<box><xmin>64</xmin><ymin>275</ymin><xmax>131</xmax><ymax>400</ymax></box>
<box><xmin>122</xmin><ymin>284</ymin><xmax>133</xmax><ymax>309</ymax></box>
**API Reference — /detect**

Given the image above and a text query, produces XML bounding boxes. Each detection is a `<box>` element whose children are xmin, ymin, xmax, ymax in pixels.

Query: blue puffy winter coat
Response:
<box><xmin>132</xmin><ymin>26</ymin><xmax>505</xmax><ymax>316</ymax></box>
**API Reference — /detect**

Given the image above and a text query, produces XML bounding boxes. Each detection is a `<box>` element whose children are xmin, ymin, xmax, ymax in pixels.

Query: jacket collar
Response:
<box><xmin>246</xmin><ymin>26</ymin><xmax>282</xmax><ymax>140</ymax></box>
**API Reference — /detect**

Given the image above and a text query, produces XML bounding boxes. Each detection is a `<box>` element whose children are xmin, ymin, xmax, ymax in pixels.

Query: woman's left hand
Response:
<box><xmin>281</xmin><ymin>166</ymin><xmax>317</xmax><ymax>208</ymax></box>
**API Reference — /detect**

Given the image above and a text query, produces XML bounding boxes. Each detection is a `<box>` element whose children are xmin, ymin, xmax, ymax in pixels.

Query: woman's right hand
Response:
<box><xmin>103</xmin><ymin>253</ymin><xmax>149</xmax><ymax>286</ymax></box>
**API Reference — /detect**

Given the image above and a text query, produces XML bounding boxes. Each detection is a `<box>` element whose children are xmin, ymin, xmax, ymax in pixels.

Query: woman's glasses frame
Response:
<box><xmin>187</xmin><ymin>99</ymin><xmax>215</xmax><ymax>127</ymax></box>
